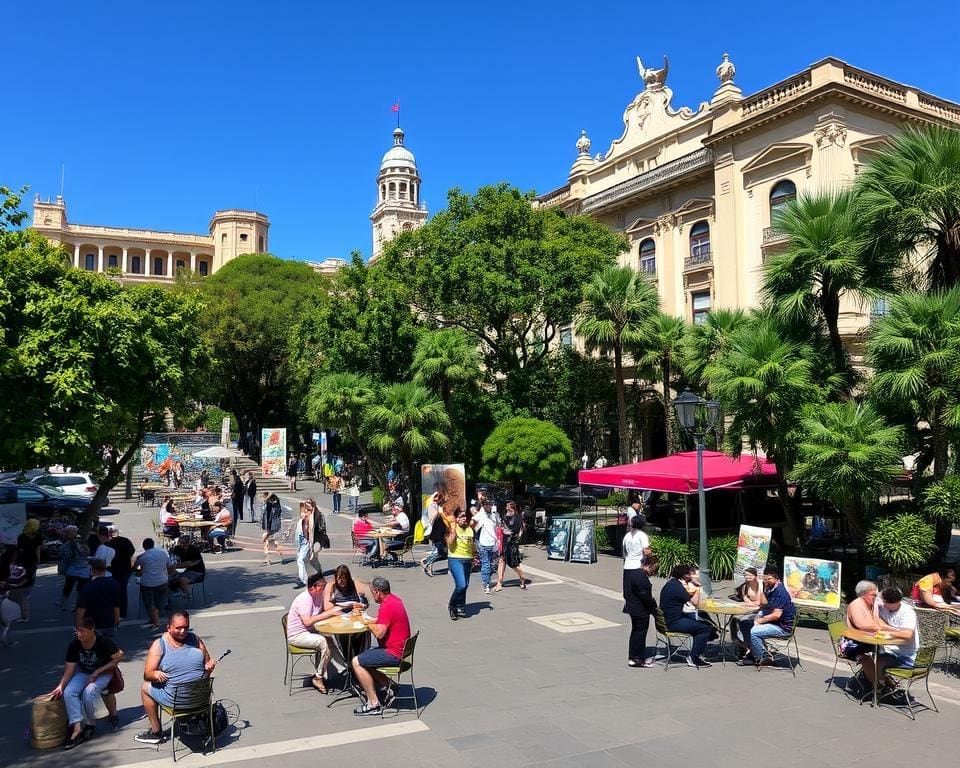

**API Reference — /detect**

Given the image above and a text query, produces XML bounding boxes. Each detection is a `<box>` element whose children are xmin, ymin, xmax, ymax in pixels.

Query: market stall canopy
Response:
<box><xmin>577</xmin><ymin>451</ymin><xmax>777</xmax><ymax>494</ymax></box>
<box><xmin>192</xmin><ymin>446</ymin><xmax>242</xmax><ymax>459</ymax></box>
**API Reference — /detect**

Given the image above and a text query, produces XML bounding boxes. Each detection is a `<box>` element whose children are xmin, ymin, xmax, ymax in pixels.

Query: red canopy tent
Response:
<box><xmin>577</xmin><ymin>450</ymin><xmax>778</xmax><ymax>494</ymax></box>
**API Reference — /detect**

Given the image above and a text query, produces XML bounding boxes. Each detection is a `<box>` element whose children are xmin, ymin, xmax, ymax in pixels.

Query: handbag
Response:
<box><xmin>318</xmin><ymin>532</ymin><xmax>331</xmax><ymax>549</ymax></box>
<box><xmin>106</xmin><ymin>667</ymin><xmax>125</xmax><ymax>694</ymax></box>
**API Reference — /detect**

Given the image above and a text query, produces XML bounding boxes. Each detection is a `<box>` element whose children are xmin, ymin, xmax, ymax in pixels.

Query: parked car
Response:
<box><xmin>0</xmin><ymin>482</ymin><xmax>97</xmax><ymax>561</ymax></box>
<box><xmin>0</xmin><ymin>467</ymin><xmax>46</xmax><ymax>484</ymax></box>
<box><xmin>527</xmin><ymin>485</ymin><xmax>598</xmax><ymax>511</ymax></box>
<box><xmin>32</xmin><ymin>471</ymin><xmax>108</xmax><ymax>504</ymax></box>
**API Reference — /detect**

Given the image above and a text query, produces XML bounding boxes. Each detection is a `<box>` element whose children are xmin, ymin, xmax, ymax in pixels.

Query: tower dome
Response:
<box><xmin>380</xmin><ymin>128</ymin><xmax>417</xmax><ymax>171</ymax></box>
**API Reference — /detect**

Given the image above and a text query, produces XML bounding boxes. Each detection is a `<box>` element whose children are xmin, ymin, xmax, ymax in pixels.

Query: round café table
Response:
<box><xmin>368</xmin><ymin>529</ymin><xmax>404</xmax><ymax>560</ymax></box>
<box><xmin>175</xmin><ymin>519</ymin><xmax>218</xmax><ymax>550</ymax></box>
<box><xmin>314</xmin><ymin>616</ymin><xmax>373</xmax><ymax>707</ymax></box>
<box><xmin>700</xmin><ymin>598</ymin><xmax>758</xmax><ymax>665</ymax></box>
<box><xmin>843</xmin><ymin>626</ymin><xmax>907</xmax><ymax>707</ymax></box>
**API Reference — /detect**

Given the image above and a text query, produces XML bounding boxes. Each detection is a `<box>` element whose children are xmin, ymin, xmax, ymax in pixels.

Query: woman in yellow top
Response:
<box><xmin>443</xmin><ymin>506</ymin><xmax>475</xmax><ymax>621</ymax></box>
<box><xmin>911</xmin><ymin>566</ymin><xmax>956</xmax><ymax>609</ymax></box>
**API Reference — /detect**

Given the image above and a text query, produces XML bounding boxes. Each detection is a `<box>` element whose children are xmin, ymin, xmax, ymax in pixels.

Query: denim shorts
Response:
<box><xmin>356</xmin><ymin>647</ymin><xmax>401</xmax><ymax>669</ymax></box>
<box><xmin>881</xmin><ymin>650</ymin><xmax>915</xmax><ymax>669</ymax></box>
<box><xmin>141</xmin><ymin>584</ymin><xmax>169</xmax><ymax>611</ymax></box>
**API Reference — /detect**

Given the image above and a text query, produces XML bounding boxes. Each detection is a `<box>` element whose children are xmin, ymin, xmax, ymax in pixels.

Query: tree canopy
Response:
<box><xmin>480</xmin><ymin>416</ymin><xmax>573</xmax><ymax>489</ymax></box>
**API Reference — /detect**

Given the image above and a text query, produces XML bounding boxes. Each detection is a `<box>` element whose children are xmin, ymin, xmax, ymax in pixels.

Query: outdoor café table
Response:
<box><xmin>842</xmin><ymin>626</ymin><xmax>906</xmax><ymax>708</ymax></box>
<box><xmin>369</xmin><ymin>528</ymin><xmax>403</xmax><ymax>559</ymax></box>
<box><xmin>314</xmin><ymin>614</ymin><xmax>373</xmax><ymax>707</ymax></box>
<box><xmin>175</xmin><ymin>519</ymin><xmax>217</xmax><ymax>549</ymax></box>
<box><xmin>700</xmin><ymin>598</ymin><xmax>757</xmax><ymax>665</ymax></box>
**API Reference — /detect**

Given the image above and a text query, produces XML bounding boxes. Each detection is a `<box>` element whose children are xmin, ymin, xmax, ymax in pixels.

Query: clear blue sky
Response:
<box><xmin>7</xmin><ymin>1</ymin><xmax>960</xmax><ymax>261</ymax></box>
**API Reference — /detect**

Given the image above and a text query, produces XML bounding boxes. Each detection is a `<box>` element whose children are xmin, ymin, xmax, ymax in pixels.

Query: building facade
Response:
<box><xmin>370</xmin><ymin>127</ymin><xmax>428</xmax><ymax>260</ymax></box>
<box><xmin>31</xmin><ymin>194</ymin><xmax>269</xmax><ymax>283</ymax></box>
<box><xmin>540</xmin><ymin>55</ymin><xmax>960</xmax><ymax>346</ymax></box>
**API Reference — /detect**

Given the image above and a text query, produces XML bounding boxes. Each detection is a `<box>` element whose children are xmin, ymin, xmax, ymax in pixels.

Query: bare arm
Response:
<box><xmin>143</xmin><ymin>638</ymin><xmax>166</xmax><ymax>683</ymax></box>
<box><xmin>197</xmin><ymin>637</ymin><xmax>218</xmax><ymax>672</ymax></box>
<box><xmin>847</xmin><ymin>600</ymin><xmax>881</xmax><ymax>632</ymax></box>
<box><xmin>88</xmin><ymin>649</ymin><xmax>124</xmax><ymax>683</ymax></box>
<box><xmin>50</xmin><ymin>661</ymin><xmax>77</xmax><ymax>698</ymax></box>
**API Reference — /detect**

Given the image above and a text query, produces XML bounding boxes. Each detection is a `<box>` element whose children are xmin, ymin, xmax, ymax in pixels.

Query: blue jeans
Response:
<box><xmin>478</xmin><ymin>544</ymin><xmax>498</xmax><ymax>587</ymax></box>
<box><xmin>64</xmin><ymin>671</ymin><xmax>111</xmax><ymax>726</ymax></box>
<box><xmin>332</xmin><ymin>492</ymin><xmax>341</xmax><ymax>513</ymax></box>
<box><xmin>448</xmin><ymin>557</ymin><xmax>471</xmax><ymax>609</ymax></box>
<box><xmin>750</xmin><ymin>622</ymin><xmax>790</xmax><ymax>660</ymax></box>
<box><xmin>347</xmin><ymin>495</ymin><xmax>359</xmax><ymax>515</ymax></box>
<box><xmin>667</xmin><ymin>616</ymin><xmax>714</xmax><ymax>660</ymax></box>
<box><xmin>423</xmin><ymin>541</ymin><xmax>447</xmax><ymax>567</ymax></box>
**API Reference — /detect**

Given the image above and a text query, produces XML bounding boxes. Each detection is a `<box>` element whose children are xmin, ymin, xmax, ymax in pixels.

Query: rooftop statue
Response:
<box><xmin>637</xmin><ymin>55</ymin><xmax>669</xmax><ymax>91</ymax></box>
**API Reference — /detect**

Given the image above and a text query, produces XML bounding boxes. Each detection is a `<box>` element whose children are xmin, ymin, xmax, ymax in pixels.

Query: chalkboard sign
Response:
<box><xmin>569</xmin><ymin>519</ymin><xmax>596</xmax><ymax>564</ymax></box>
<box><xmin>546</xmin><ymin>518</ymin><xmax>572</xmax><ymax>561</ymax></box>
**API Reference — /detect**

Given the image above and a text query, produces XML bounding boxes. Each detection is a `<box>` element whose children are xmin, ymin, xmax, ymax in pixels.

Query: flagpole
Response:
<box><xmin>396</xmin><ymin>98</ymin><xmax>401</xmax><ymax>128</ymax></box>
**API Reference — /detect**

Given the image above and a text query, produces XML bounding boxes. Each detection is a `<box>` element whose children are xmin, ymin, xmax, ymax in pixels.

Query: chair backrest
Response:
<box><xmin>402</xmin><ymin>536</ymin><xmax>414</xmax><ymax>553</ymax></box>
<box><xmin>400</xmin><ymin>630</ymin><xmax>419</xmax><ymax>663</ymax></box>
<box><xmin>915</xmin><ymin>607</ymin><xmax>947</xmax><ymax>646</ymax></box>
<box><xmin>281</xmin><ymin>613</ymin><xmax>289</xmax><ymax>643</ymax></box>
<box><xmin>827</xmin><ymin>619</ymin><xmax>846</xmax><ymax>649</ymax></box>
<box><xmin>912</xmin><ymin>645</ymin><xmax>937</xmax><ymax>671</ymax></box>
<box><xmin>654</xmin><ymin>608</ymin><xmax>668</xmax><ymax>634</ymax></box>
<box><xmin>169</xmin><ymin>675</ymin><xmax>214</xmax><ymax>713</ymax></box>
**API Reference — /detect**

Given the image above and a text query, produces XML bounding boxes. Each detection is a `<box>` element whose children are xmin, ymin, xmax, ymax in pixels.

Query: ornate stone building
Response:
<box><xmin>539</xmin><ymin>55</ymin><xmax>960</xmax><ymax>342</ymax></box>
<box><xmin>370</xmin><ymin>127</ymin><xmax>428</xmax><ymax>260</ymax></box>
<box><xmin>30</xmin><ymin>194</ymin><xmax>269</xmax><ymax>282</ymax></box>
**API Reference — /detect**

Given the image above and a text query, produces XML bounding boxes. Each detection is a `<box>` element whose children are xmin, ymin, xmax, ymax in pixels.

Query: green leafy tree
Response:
<box><xmin>379</xmin><ymin>184</ymin><xmax>625</xmax><ymax>407</ymax></box>
<box><xmin>682</xmin><ymin>308</ymin><xmax>749</xmax><ymax>394</ymax></box>
<box><xmin>761</xmin><ymin>189</ymin><xmax>889</xmax><ymax>376</ymax></box>
<box><xmin>181</xmin><ymin>253</ymin><xmax>327</xmax><ymax>451</ymax></box>
<box><xmin>857</xmin><ymin>125</ymin><xmax>960</xmax><ymax>288</ymax></box>
<box><xmin>865</xmin><ymin>512</ymin><xmax>936</xmax><ymax>575</ymax></box>
<box><xmin>410</xmin><ymin>328</ymin><xmax>482</xmax><ymax>418</ymax></box>
<box><xmin>480</xmin><ymin>416</ymin><xmax>573</xmax><ymax>492</ymax></box>
<box><xmin>365</xmin><ymin>382</ymin><xmax>450</xmax><ymax>496</ymax></box>
<box><xmin>575</xmin><ymin>266</ymin><xmax>658</xmax><ymax>462</ymax></box>
<box><xmin>866</xmin><ymin>289</ymin><xmax>960</xmax><ymax>482</ymax></box>
<box><xmin>305</xmin><ymin>372</ymin><xmax>387</xmax><ymax>488</ymax></box>
<box><xmin>704</xmin><ymin>314</ymin><xmax>823</xmax><ymax>542</ymax></box>
<box><xmin>634</xmin><ymin>312</ymin><xmax>687</xmax><ymax>454</ymax></box>
<box><xmin>792</xmin><ymin>402</ymin><xmax>905</xmax><ymax>544</ymax></box>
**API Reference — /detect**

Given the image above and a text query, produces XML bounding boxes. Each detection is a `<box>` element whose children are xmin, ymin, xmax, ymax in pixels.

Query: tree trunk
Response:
<box><xmin>661</xmin><ymin>358</ymin><xmax>675</xmax><ymax>453</ymax></box>
<box><xmin>932</xmin><ymin>406</ymin><xmax>948</xmax><ymax>481</ymax></box>
<box><xmin>844</xmin><ymin>500</ymin><xmax>868</xmax><ymax>547</ymax></box>
<box><xmin>442</xmin><ymin>382</ymin><xmax>453</xmax><ymax>461</ymax></box>
<box><xmin>613</xmin><ymin>345</ymin><xmax>628</xmax><ymax>463</ymax></box>
<box><xmin>821</xmin><ymin>291</ymin><xmax>846</xmax><ymax>382</ymax></box>
<box><xmin>776</xmin><ymin>478</ymin><xmax>804</xmax><ymax>551</ymax></box>
<box><xmin>83</xmin><ymin>428</ymin><xmax>145</xmax><ymax>535</ymax></box>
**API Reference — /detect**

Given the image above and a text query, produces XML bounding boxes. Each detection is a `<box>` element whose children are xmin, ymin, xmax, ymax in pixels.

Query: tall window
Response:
<box><xmin>175</xmin><ymin>259</ymin><xmax>186</xmax><ymax>274</ymax></box>
<box><xmin>258</xmin><ymin>235</ymin><xmax>264</xmax><ymax>252</ymax></box>
<box><xmin>689</xmin><ymin>221</ymin><xmax>711</xmax><ymax>264</ymax></box>
<box><xmin>639</xmin><ymin>238</ymin><xmax>656</xmax><ymax>274</ymax></box>
<box><xmin>692</xmin><ymin>291</ymin><xmax>711</xmax><ymax>325</ymax></box>
<box><xmin>107</xmin><ymin>254</ymin><xmax>118</xmax><ymax>268</ymax></box>
<box><xmin>770</xmin><ymin>179</ymin><xmax>797</xmax><ymax>220</ymax></box>
<box><xmin>560</xmin><ymin>325</ymin><xmax>573</xmax><ymax>347</ymax></box>
<box><xmin>84</xmin><ymin>253</ymin><xmax>95</xmax><ymax>270</ymax></box>
<box><xmin>154</xmin><ymin>257</ymin><xmax>164</xmax><ymax>275</ymax></box>
<box><xmin>199</xmin><ymin>260</ymin><xmax>209</xmax><ymax>276</ymax></box>
<box><xmin>131</xmin><ymin>255</ymin><xmax>142</xmax><ymax>274</ymax></box>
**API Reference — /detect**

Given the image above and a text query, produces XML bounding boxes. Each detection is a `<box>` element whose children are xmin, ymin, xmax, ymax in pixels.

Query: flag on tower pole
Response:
<box><xmin>392</xmin><ymin>99</ymin><xmax>400</xmax><ymax>128</ymax></box>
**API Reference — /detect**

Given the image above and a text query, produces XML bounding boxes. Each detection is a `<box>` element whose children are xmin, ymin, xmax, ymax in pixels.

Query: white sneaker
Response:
<box><xmin>484</xmin><ymin>585</ymin><xmax>491</xmax><ymax>595</ymax></box>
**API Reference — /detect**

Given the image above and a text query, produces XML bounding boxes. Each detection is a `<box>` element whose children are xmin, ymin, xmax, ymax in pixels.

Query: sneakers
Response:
<box><xmin>381</xmin><ymin>685</ymin><xmax>396</xmax><ymax>709</ymax></box>
<box><xmin>736</xmin><ymin>657</ymin><xmax>756</xmax><ymax>667</ymax></box>
<box><xmin>484</xmin><ymin>585</ymin><xmax>491</xmax><ymax>595</ymax></box>
<box><xmin>449</xmin><ymin>609</ymin><xmax>458</xmax><ymax>621</ymax></box>
<box><xmin>686</xmin><ymin>657</ymin><xmax>712</xmax><ymax>668</ymax></box>
<box><xmin>134</xmin><ymin>729</ymin><xmax>164</xmax><ymax>744</ymax></box>
<box><xmin>628</xmin><ymin>658</ymin><xmax>640</xmax><ymax>667</ymax></box>
<box><xmin>455</xmin><ymin>607</ymin><xmax>467</xmax><ymax>618</ymax></box>
<box><xmin>353</xmin><ymin>702</ymin><xmax>382</xmax><ymax>716</ymax></box>
<box><xmin>641</xmin><ymin>658</ymin><xmax>655</xmax><ymax>668</ymax></box>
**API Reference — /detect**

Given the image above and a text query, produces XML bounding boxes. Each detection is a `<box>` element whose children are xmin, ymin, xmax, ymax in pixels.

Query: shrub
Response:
<box><xmin>865</xmin><ymin>512</ymin><xmax>936</xmax><ymax>574</ymax></box>
<box><xmin>594</xmin><ymin>524</ymin><xmax>611</xmax><ymax>552</ymax></box>
<box><xmin>598</xmin><ymin>491</ymin><xmax>628</xmax><ymax>508</ymax></box>
<box><xmin>707</xmin><ymin>534</ymin><xmax>738</xmax><ymax>581</ymax></box>
<box><xmin>922</xmin><ymin>476</ymin><xmax>960</xmax><ymax>523</ymax></box>
<box><xmin>371</xmin><ymin>487</ymin><xmax>386</xmax><ymax>508</ymax></box>
<box><xmin>480</xmin><ymin>417</ymin><xmax>572</xmax><ymax>488</ymax></box>
<box><xmin>648</xmin><ymin>534</ymin><xmax>694</xmax><ymax>577</ymax></box>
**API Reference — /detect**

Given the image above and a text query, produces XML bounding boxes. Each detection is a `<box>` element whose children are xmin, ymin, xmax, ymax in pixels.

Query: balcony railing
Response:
<box><xmin>580</xmin><ymin>148</ymin><xmax>714</xmax><ymax>213</ymax></box>
<box><xmin>762</xmin><ymin>227</ymin><xmax>788</xmax><ymax>245</ymax></box>
<box><xmin>684</xmin><ymin>249</ymin><xmax>712</xmax><ymax>270</ymax></box>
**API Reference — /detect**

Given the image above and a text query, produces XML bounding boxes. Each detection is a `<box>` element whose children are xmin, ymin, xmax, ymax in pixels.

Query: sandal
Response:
<box><xmin>311</xmin><ymin>676</ymin><xmax>327</xmax><ymax>694</ymax></box>
<box><xmin>493</xmin><ymin>585</ymin><xmax>503</xmax><ymax>592</ymax></box>
<box><xmin>63</xmin><ymin>731</ymin><xmax>85</xmax><ymax>751</ymax></box>
<box><xmin>108</xmin><ymin>715</ymin><xmax>120</xmax><ymax>733</ymax></box>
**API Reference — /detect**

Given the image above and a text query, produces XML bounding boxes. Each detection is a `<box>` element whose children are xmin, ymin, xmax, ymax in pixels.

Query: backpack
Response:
<box><xmin>178</xmin><ymin>700</ymin><xmax>230</xmax><ymax>739</ymax></box>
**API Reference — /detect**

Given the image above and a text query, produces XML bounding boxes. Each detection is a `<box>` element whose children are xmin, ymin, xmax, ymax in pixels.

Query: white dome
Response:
<box><xmin>379</xmin><ymin>128</ymin><xmax>418</xmax><ymax>172</ymax></box>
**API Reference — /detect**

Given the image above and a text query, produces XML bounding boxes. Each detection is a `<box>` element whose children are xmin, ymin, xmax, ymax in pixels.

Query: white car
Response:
<box><xmin>32</xmin><ymin>472</ymin><xmax>109</xmax><ymax>504</ymax></box>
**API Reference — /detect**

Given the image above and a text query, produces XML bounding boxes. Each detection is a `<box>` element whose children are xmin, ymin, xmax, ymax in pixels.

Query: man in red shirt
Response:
<box><xmin>351</xmin><ymin>576</ymin><xmax>410</xmax><ymax>716</ymax></box>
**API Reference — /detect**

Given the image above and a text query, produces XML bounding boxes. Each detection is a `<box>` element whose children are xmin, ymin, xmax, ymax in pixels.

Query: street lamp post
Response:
<box><xmin>672</xmin><ymin>389</ymin><xmax>721</xmax><ymax>596</ymax></box>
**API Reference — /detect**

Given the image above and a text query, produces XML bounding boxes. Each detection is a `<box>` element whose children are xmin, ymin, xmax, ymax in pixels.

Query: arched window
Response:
<box><xmin>689</xmin><ymin>221</ymin><xmax>711</xmax><ymax>264</ymax></box>
<box><xmin>399</xmin><ymin>182</ymin><xmax>407</xmax><ymax>200</ymax></box>
<box><xmin>84</xmin><ymin>253</ymin><xmax>95</xmax><ymax>270</ymax></box>
<box><xmin>131</xmin><ymin>255</ymin><xmax>142</xmax><ymax>274</ymax></box>
<box><xmin>175</xmin><ymin>259</ymin><xmax>186</xmax><ymax>274</ymax></box>
<box><xmin>770</xmin><ymin>179</ymin><xmax>797</xmax><ymax>219</ymax></box>
<box><xmin>154</xmin><ymin>257</ymin><xmax>164</xmax><ymax>275</ymax></box>
<box><xmin>380</xmin><ymin>183</ymin><xmax>386</xmax><ymax>201</ymax></box>
<box><xmin>198</xmin><ymin>260</ymin><xmax>209</xmax><ymax>276</ymax></box>
<box><xmin>388</xmin><ymin>182</ymin><xmax>396</xmax><ymax>200</ymax></box>
<box><xmin>639</xmin><ymin>238</ymin><xmax>656</xmax><ymax>274</ymax></box>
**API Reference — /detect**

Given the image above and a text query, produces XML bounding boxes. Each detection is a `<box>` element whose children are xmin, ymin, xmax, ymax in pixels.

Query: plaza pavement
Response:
<box><xmin>3</xmin><ymin>477</ymin><xmax>959</xmax><ymax>768</ymax></box>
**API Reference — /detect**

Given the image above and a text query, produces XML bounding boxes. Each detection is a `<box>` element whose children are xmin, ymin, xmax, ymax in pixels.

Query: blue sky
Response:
<box><xmin>7</xmin><ymin>1</ymin><xmax>960</xmax><ymax>261</ymax></box>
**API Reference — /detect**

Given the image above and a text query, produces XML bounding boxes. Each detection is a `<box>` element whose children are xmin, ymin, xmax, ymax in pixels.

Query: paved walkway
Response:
<box><xmin>3</xmin><ymin>478</ymin><xmax>958</xmax><ymax>767</ymax></box>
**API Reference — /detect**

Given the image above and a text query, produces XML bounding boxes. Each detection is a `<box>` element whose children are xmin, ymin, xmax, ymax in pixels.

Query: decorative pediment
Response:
<box><xmin>850</xmin><ymin>135</ymin><xmax>890</xmax><ymax>174</ymax></box>
<box><xmin>674</xmin><ymin>197</ymin><xmax>714</xmax><ymax>228</ymax></box>
<box><xmin>742</xmin><ymin>142</ymin><xmax>813</xmax><ymax>188</ymax></box>
<box><xmin>625</xmin><ymin>215</ymin><xmax>657</xmax><ymax>234</ymax></box>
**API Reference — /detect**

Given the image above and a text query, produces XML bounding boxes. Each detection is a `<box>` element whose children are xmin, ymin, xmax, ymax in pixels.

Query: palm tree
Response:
<box><xmin>410</xmin><ymin>328</ymin><xmax>482</xmax><ymax>414</ymax></box>
<box><xmin>681</xmin><ymin>308</ymin><xmax>749</xmax><ymax>394</ymax></box>
<box><xmin>305</xmin><ymin>372</ymin><xmax>387</xmax><ymax>487</ymax></box>
<box><xmin>704</xmin><ymin>314</ymin><xmax>823</xmax><ymax>543</ymax></box>
<box><xmin>857</xmin><ymin>124</ymin><xmax>960</xmax><ymax>288</ymax></box>
<box><xmin>761</xmin><ymin>189</ymin><xmax>886</xmax><ymax>374</ymax></box>
<box><xmin>792</xmin><ymin>402</ymin><xmax>905</xmax><ymax>545</ymax></box>
<box><xmin>575</xmin><ymin>265</ymin><xmax>659</xmax><ymax>463</ymax></box>
<box><xmin>866</xmin><ymin>288</ymin><xmax>960</xmax><ymax>481</ymax></box>
<box><xmin>635</xmin><ymin>312</ymin><xmax>687</xmax><ymax>453</ymax></box>
<box><xmin>365</xmin><ymin>382</ymin><xmax>451</xmax><ymax>496</ymax></box>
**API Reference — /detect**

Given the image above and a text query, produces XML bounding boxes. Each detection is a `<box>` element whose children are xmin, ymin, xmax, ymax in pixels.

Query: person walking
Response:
<box><xmin>11</xmin><ymin>519</ymin><xmax>42</xmax><ymax>622</ymax></box>
<box><xmin>229</xmin><ymin>470</ymin><xmax>245</xmax><ymax>532</ymax></box>
<box><xmin>419</xmin><ymin>492</ymin><xmax>447</xmax><ymax>577</ymax></box>
<box><xmin>623</xmin><ymin>555</ymin><xmax>659</xmax><ymax>667</ymax></box>
<box><xmin>443</xmin><ymin>507</ymin><xmax>475</xmax><ymax>620</ymax></box>
<box><xmin>261</xmin><ymin>492</ymin><xmax>284</xmax><ymax>565</ymax></box>
<box><xmin>286</xmin><ymin>454</ymin><xmax>299</xmax><ymax>492</ymax></box>
<box><xmin>106</xmin><ymin>526</ymin><xmax>135</xmax><ymax>621</ymax></box>
<box><xmin>244</xmin><ymin>471</ymin><xmax>258</xmax><ymax>523</ymax></box>
<box><xmin>295</xmin><ymin>499</ymin><xmax>325</xmax><ymax>588</ymax></box>
<box><xmin>134</xmin><ymin>538</ymin><xmax>170</xmax><ymax>632</ymax></box>
<box><xmin>75</xmin><ymin>559</ymin><xmax>121</xmax><ymax>638</ymax></box>
<box><xmin>346</xmin><ymin>478</ymin><xmax>361</xmax><ymax>515</ymax></box>
<box><xmin>329</xmin><ymin>473</ymin><xmax>343</xmax><ymax>515</ymax></box>
<box><xmin>472</xmin><ymin>497</ymin><xmax>500</xmax><ymax>595</ymax></box>
<box><xmin>56</xmin><ymin>526</ymin><xmax>91</xmax><ymax>610</ymax></box>
<box><xmin>496</xmin><ymin>500</ymin><xmax>527</xmax><ymax>590</ymax></box>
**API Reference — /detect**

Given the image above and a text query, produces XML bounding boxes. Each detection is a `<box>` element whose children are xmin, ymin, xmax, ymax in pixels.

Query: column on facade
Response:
<box><xmin>73</xmin><ymin>243</ymin><xmax>80</xmax><ymax>269</ymax></box>
<box><xmin>121</xmin><ymin>247</ymin><xmax>128</xmax><ymax>274</ymax></box>
<box><xmin>97</xmin><ymin>245</ymin><xmax>104</xmax><ymax>272</ymax></box>
<box><xmin>712</xmin><ymin>148</ymin><xmax>740</xmax><ymax>309</ymax></box>
<box><xmin>166</xmin><ymin>252</ymin><xmax>173</xmax><ymax>277</ymax></box>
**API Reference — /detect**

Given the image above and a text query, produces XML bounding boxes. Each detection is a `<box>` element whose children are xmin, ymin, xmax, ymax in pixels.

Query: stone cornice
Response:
<box><xmin>52</xmin><ymin>223</ymin><xmax>212</xmax><ymax>246</ymax></box>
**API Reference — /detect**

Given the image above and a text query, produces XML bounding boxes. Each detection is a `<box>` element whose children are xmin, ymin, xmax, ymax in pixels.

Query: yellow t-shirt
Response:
<box><xmin>448</xmin><ymin>525</ymin><xmax>475</xmax><ymax>559</ymax></box>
